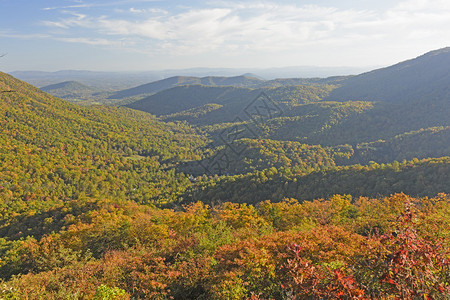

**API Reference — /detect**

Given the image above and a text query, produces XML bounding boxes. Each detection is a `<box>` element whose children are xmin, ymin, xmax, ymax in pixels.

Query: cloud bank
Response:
<box><xmin>39</xmin><ymin>1</ymin><xmax>450</xmax><ymax>58</ymax></box>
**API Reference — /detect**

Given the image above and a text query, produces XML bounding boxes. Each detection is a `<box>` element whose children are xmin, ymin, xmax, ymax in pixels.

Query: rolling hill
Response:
<box><xmin>109</xmin><ymin>75</ymin><xmax>264</xmax><ymax>100</ymax></box>
<box><xmin>125</xmin><ymin>85</ymin><xmax>261</xmax><ymax>123</ymax></box>
<box><xmin>125</xmin><ymin>84</ymin><xmax>338</xmax><ymax>125</ymax></box>
<box><xmin>40</xmin><ymin>81</ymin><xmax>99</xmax><ymax>101</ymax></box>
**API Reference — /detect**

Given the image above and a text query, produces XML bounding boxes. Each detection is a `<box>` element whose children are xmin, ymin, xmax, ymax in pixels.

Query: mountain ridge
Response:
<box><xmin>326</xmin><ymin>47</ymin><xmax>450</xmax><ymax>102</ymax></box>
<box><xmin>109</xmin><ymin>75</ymin><xmax>264</xmax><ymax>100</ymax></box>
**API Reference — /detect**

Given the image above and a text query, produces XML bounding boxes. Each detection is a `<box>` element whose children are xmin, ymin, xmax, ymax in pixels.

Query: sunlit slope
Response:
<box><xmin>0</xmin><ymin>71</ymin><xmax>207</xmax><ymax>208</ymax></box>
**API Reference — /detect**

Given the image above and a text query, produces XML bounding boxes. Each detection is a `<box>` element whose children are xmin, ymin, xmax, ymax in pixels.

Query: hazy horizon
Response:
<box><xmin>8</xmin><ymin>64</ymin><xmax>375</xmax><ymax>74</ymax></box>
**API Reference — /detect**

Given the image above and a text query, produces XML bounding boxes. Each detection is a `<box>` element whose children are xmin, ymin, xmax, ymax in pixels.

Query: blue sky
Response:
<box><xmin>1</xmin><ymin>0</ymin><xmax>449</xmax><ymax>71</ymax></box>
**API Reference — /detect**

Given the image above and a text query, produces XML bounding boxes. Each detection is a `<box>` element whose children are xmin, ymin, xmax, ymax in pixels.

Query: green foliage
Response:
<box><xmin>338</xmin><ymin>126</ymin><xmax>450</xmax><ymax>165</ymax></box>
<box><xmin>0</xmin><ymin>72</ymin><xmax>207</xmax><ymax>214</ymax></box>
<box><xmin>93</xmin><ymin>284</ymin><xmax>128</xmax><ymax>300</ymax></box>
<box><xmin>163</xmin><ymin>103</ymin><xmax>224</xmax><ymax>123</ymax></box>
<box><xmin>126</xmin><ymin>84</ymin><xmax>338</xmax><ymax>126</ymax></box>
<box><xmin>182</xmin><ymin>157</ymin><xmax>450</xmax><ymax>205</ymax></box>
<box><xmin>180</xmin><ymin>138</ymin><xmax>336</xmax><ymax>175</ymax></box>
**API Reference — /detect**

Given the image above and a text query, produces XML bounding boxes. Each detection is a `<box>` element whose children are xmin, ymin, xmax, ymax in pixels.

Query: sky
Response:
<box><xmin>1</xmin><ymin>0</ymin><xmax>450</xmax><ymax>72</ymax></box>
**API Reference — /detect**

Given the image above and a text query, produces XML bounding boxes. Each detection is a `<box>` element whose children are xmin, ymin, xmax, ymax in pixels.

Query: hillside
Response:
<box><xmin>179</xmin><ymin>138</ymin><xmax>339</xmax><ymax>175</ymax></box>
<box><xmin>126</xmin><ymin>84</ymin><xmax>338</xmax><ymax>125</ymax></box>
<box><xmin>339</xmin><ymin>126</ymin><xmax>450</xmax><ymax>165</ymax></box>
<box><xmin>327</xmin><ymin>47</ymin><xmax>450</xmax><ymax>102</ymax></box>
<box><xmin>40</xmin><ymin>81</ymin><xmax>99</xmax><ymax>101</ymax></box>
<box><xmin>182</xmin><ymin>157</ymin><xmax>450</xmax><ymax>205</ymax></box>
<box><xmin>125</xmin><ymin>85</ymin><xmax>260</xmax><ymax>122</ymax></box>
<box><xmin>0</xmin><ymin>72</ymin><xmax>205</xmax><ymax>160</ymax></box>
<box><xmin>0</xmin><ymin>71</ymin><xmax>207</xmax><ymax>209</ymax></box>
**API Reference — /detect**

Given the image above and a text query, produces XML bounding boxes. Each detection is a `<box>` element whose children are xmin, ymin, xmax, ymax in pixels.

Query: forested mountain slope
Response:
<box><xmin>0</xmin><ymin>72</ymin><xmax>205</xmax><ymax>160</ymax></box>
<box><xmin>126</xmin><ymin>84</ymin><xmax>338</xmax><ymax>125</ymax></box>
<box><xmin>302</xmin><ymin>97</ymin><xmax>450</xmax><ymax>145</ymax></box>
<box><xmin>340</xmin><ymin>126</ymin><xmax>450</xmax><ymax>164</ymax></box>
<box><xmin>179</xmin><ymin>138</ymin><xmax>340</xmax><ymax>175</ymax></box>
<box><xmin>327</xmin><ymin>47</ymin><xmax>450</xmax><ymax>103</ymax></box>
<box><xmin>182</xmin><ymin>157</ymin><xmax>450</xmax><ymax>205</ymax></box>
<box><xmin>0</xmin><ymin>71</ymin><xmax>207</xmax><ymax>212</ymax></box>
<box><xmin>125</xmin><ymin>85</ymin><xmax>261</xmax><ymax>122</ymax></box>
<box><xmin>199</xmin><ymin>95</ymin><xmax>450</xmax><ymax>151</ymax></box>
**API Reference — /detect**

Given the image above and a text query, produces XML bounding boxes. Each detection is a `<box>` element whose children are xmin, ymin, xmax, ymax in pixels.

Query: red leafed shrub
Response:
<box><xmin>283</xmin><ymin>243</ymin><xmax>368</xmax><ymax>299</ymax></box>
<box><xmin>283</xmin><ymin>200</ymin><xmax>450</xmax><ymax>299</ymax></box>
<box><xmin>360</xmin><ymin>202</ymin><xmax>450</xmax><ymax>299</ymax></box>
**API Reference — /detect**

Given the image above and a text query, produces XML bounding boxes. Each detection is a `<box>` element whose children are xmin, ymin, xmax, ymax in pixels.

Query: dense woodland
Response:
<box><xmin>1</xmin><ymin>47</ymin><xmax>450</xmax><ymax>299</ymax></box>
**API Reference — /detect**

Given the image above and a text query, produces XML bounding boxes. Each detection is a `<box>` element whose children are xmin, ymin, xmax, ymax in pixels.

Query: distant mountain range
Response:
<box><xmin>110</xmin><ymin>75</ymin><xmax>348</xmax><ymax>100</ymax></box>
<box><xmin>123</xmin><ymin>47</ymin><xmax>450</xmax><ymax>166</ymax></box>
<box><xmin>9</xmin><ymin>65</ymin><xmax>370</xmax><ymax>91</ymax></box>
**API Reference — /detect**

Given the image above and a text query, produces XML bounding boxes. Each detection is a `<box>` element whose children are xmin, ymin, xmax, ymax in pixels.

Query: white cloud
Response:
<box><xmin>55</xmin><ymin>37</ymin><xmax>119</xmax><ymax>46</ymax></box>
<box><xmin>346</xmin><ymin>0</ymin><xmax>450</xmax><ymax>43</ymax></box>
<box><xmin>0</xmin><ymin>32</ymin><xmax>51</xmax><ymax>39</ymax></box>
<box><xmin>393</xmin><ymin>0</ymin><xmax>450</xmax><ymax>11</ymax></box>
<box><xmin>42</xmin><ymin>21</ymin><xmax>70</xmax><ymax>29</ymax></box>
<box><xmin>129</xmin><ymin>7</ymin><xmax>145</xmax><ymax>13</ymax></box>
<box><xmin>43</xmin><ymin>0</ymin><xmax>162</xmax><ymax>11</ymax></box>
<box><xmin>43</xmin><ymin>4</ymin><xmax>92</xmax><ymax>11</ymax></box>
<box><xmin>43</xmin><ymin>11</ymin><xmax>91</xmax><ymax>29</ymax></box>
<box><xmin>38</xmin><ymin>0</ymin><xmax>450</xmax><ymax>63</ymax></box>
